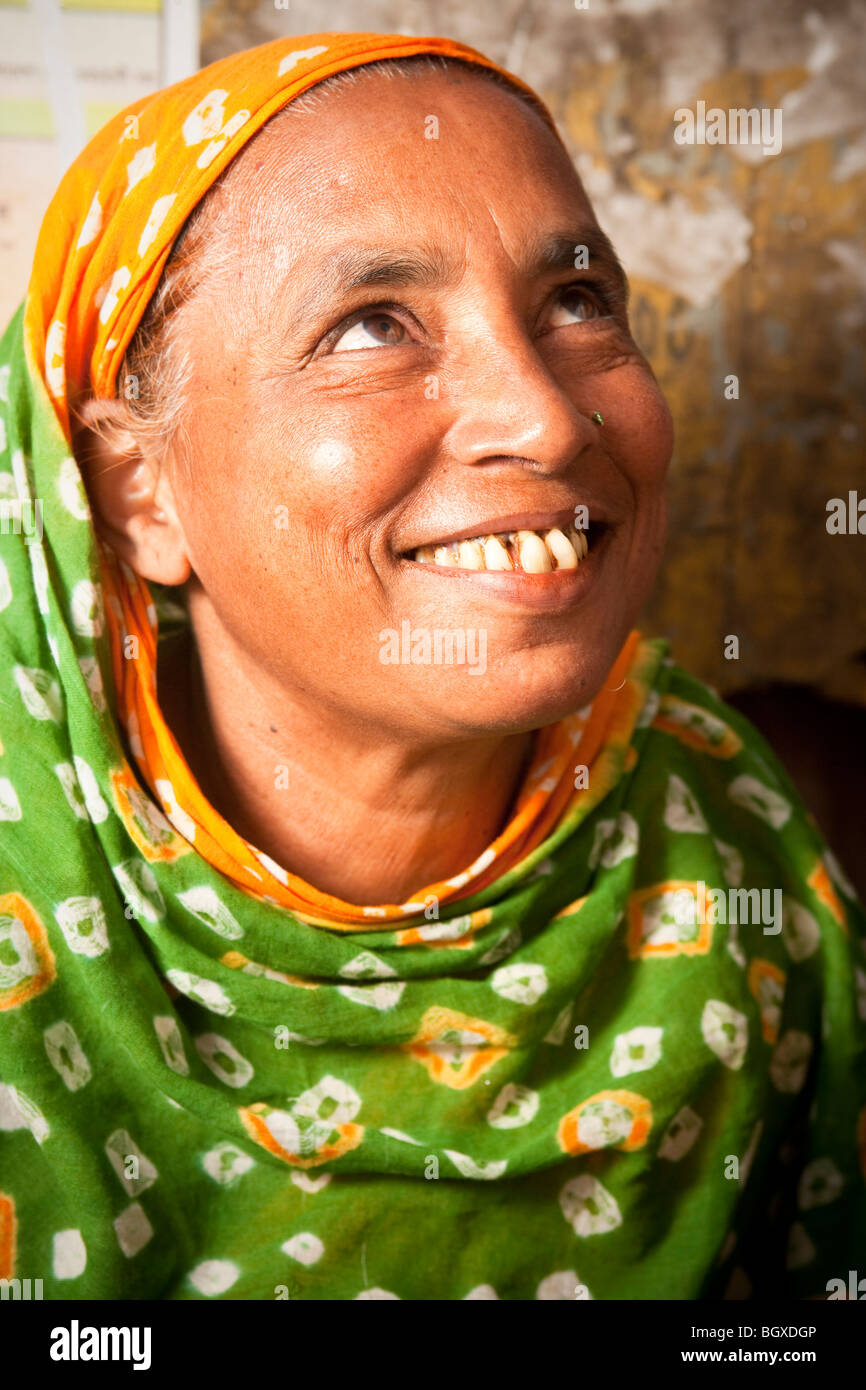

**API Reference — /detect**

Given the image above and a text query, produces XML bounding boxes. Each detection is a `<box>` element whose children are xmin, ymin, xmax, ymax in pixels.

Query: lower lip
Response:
<box><xmin>398</xmin><ymin>529</ymin><xmax>611</xmax><ymax>613</ymax></box>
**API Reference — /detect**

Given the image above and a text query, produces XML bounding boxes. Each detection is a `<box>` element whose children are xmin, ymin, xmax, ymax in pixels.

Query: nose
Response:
<box><xmin>441</xmin><ymin>322</ymin><xmax>595</xmax><ymax>476</ymax></box>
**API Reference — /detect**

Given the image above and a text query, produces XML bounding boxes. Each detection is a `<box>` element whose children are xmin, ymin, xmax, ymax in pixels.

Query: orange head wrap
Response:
<box><xmin>18</xmin><ymin>31</ymin><xmax>641</xmax><ymax>927</ymax></box>
<box><xmin>24</xmin><ymin>31</ymin><xmax>561</xmax><ymax>428</ymax></box>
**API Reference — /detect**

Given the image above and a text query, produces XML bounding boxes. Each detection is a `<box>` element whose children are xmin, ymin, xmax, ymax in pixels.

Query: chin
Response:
<box><xmin>403</xmin><ymin>634</ymin><xmax>633</xmax><ymax>737</ymax></box>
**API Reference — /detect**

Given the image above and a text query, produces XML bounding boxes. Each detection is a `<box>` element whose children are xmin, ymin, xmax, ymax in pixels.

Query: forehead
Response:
<box><xmin>212</xmin><ymin>68</ymin><xmax>594</xmax><ymax>264</ymax></box>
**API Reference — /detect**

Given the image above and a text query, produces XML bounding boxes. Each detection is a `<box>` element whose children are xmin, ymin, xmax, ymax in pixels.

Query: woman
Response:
<box><xmin>0</xmin><ymin>31</ymin><xmax>863</xmax><ymax>1301</ymax></box>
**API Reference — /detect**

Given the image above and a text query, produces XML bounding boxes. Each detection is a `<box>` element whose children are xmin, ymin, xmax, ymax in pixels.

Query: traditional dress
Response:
<box><xmin>0</xmin><ymin>32</ymin><xmax>863</xmax><ymax>1301</ymax></box>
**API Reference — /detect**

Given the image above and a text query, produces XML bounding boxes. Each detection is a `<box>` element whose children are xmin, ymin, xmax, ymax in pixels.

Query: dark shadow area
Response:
<box><xmin>727</xmin><ymin>684</ymin><xmax>866</xmax><ymax>902</ymax></box>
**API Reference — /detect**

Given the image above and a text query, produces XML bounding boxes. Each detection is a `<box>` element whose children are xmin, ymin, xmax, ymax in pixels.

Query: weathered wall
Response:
<box><xmin>202</xmin><ymin>0</ymin><xmax>866</xmax><ymax>700</ymax></box>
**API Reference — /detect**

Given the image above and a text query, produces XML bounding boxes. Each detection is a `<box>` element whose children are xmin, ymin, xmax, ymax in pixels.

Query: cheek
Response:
<box><xmin>175</xmin><ymin>392</ymin><xmax>432</xmax><ymax>616</ymax></box>
<box><xmin>309</xmin><ymin>436</ymin><xmax>355</xmax><ymax>476</ymax></box>
<box><xmin>600</xmin><ymin>367</ymin><xmax>671</xmax><ymax>602</ymax></box>
<box><xmin>602</xmin><ymin>366</ymin><xmax>674</xmax><ymax>486</ymax></box>
<box><xmin>262</xmin><ymin>387</ymin><xmax>433</xmax><ymax>516</ymax></box>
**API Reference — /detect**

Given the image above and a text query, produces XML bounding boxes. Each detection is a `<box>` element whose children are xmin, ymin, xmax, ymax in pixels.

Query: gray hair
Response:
<box><xmin>108</xmin><ymin>54</ymin><xmax>552</xmax><ymax>461</ymax></box>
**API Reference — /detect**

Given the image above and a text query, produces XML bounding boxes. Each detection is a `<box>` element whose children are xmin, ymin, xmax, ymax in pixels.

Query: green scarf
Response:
<box><xmin>1</xmin><ymin>284</ymin><xmax>864</xmax><ymax>1298</ymax></box>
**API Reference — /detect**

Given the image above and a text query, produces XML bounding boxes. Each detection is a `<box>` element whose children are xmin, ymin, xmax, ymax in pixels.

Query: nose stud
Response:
<box><xmin>591</xmin><ymin>411</ymin><xmax>604</xmax><ymax>427</ymax></box>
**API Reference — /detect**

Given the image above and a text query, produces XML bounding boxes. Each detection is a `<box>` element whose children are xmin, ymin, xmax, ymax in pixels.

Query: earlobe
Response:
<box><xmin>73</xmin><ymin>398</ymin><xmax>192</xmax><ymax>586</ymax></box>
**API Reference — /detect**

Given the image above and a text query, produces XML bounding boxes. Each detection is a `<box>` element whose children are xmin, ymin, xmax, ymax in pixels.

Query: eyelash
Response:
<box><xmin>322</xmin><ymin>280</ymin><xmax>615</xmax><ymax>352</ymax></box>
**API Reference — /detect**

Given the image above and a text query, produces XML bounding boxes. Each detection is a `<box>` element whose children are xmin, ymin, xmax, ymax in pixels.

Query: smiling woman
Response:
<box><xmin>0</xmin><ymin>31</ymin><xmax>863</xmax><ymax>1304</ymax></box>
<box><xmin>76</xmin><ymin>50</ymin><xmax>669</xmax><ymax>909</ymax></box>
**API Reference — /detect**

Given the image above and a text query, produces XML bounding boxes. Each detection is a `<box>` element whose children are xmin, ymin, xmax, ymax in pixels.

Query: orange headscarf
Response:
<box><xmin>24</xmin><ymin>30</ymin><xmax>646</xmax><ymax>928</ymax></box>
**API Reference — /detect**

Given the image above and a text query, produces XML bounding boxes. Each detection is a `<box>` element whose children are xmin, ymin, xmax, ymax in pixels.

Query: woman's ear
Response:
<box><xmin>73</xmin><ymin>397</ymin><xmax>192</xmax><ymax>586</ymax></box>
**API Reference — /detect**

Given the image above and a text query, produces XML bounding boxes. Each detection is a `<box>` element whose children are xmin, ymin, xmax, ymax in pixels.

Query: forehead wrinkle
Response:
<box><xmin>222</xmin><ymin>126</ymin><xmax>628</xmax><ymax>338</ymax></box>
<box><xmin>210</xmin><ymin>87</ymin><xmax>628</xmax><ymax>333</ymax></box>
<box><xmin>278</xmin><ymin>219</ymin><xmax>628</xmax><ymax>334</ymax></box>
<box><xmin>278</xmin><ymin>240</ymin><xmax>464</xmax><ymax>334</ymax></box>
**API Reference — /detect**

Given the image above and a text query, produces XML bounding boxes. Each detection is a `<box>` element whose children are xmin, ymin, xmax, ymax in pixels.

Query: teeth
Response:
<box><xmin>517</xmin><ymin>531</ymin><xmax>553</xmax><ymax>573</ymax></box>
<box><xmin>482</xmin><ymin>535</ymin><xmax>513</xmax><ymax>570</ymax></box>
<box><xmin>570</xmin><ymin>527</ymin><xmax>588</xmax><ymax>559</ymax></box>
<box><xmin>457</xmin><ymin>539</ymin><xmax>485</xmax><ymax>570</ymax></box>
<box><xmin>412</xmin><ymin>523</ymin><xmax>593</xmax><ymax>571</ymax></box>
<box><xmin>543</xmin><ymin>527</ymin><xmax>579</xmax><ymax>570</ymax></box>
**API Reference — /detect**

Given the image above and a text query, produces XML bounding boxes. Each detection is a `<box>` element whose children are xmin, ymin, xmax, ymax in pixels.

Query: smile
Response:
<box><xmin>408</xmin><ymin>524</ymin><xmax>595</xmax><ymax>573</ymax></box>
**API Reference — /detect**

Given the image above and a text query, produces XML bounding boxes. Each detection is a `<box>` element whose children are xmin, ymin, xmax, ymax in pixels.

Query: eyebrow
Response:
<box><xmin>286</xmin><ymin>226</ymin><xmax>629</xmax><ymax>332</ymax></box>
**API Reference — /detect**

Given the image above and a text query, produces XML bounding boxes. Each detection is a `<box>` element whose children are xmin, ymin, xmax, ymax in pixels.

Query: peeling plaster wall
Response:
<box><xmin>203</xmin><ymin>0</ymin><xmax>866</xmax><ymax>700</ymax></box>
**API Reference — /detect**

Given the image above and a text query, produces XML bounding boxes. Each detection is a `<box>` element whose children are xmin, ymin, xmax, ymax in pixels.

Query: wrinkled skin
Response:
<box><xmin>79</xmin><ymin>68</ymin><xmax>673</xmax><ymax>903</ymax></box>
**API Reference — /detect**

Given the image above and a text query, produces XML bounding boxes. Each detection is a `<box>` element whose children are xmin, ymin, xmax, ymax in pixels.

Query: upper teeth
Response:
<box><xmin>412</xmin><ymin>525</ymin><xmax>589</xmax><ymax>573</ymax></box>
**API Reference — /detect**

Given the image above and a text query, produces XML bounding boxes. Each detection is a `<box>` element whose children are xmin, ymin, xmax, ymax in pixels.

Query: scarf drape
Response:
<box><xmin>1</xmin><ymin>31</ymin><xmax>864</xmax><ymax>1301</ymax></box>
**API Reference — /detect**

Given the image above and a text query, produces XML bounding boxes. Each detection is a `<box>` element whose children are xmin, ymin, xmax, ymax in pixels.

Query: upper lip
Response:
<box><xmin>398</xmin><ymin>508</ymin><xmax>609</xmax><ymax>554</ymax></box>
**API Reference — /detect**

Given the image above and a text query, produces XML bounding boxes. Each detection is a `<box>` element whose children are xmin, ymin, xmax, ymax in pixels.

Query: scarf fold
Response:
<box><xmin>1</xmin><ymin>31</ymin><xmax>864</xmax><ymax>1302</ymax></box>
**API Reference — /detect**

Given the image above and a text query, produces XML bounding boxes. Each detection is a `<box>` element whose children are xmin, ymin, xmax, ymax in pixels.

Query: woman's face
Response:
<box><xmin>164</xmin><ymin>68</ymin><xmax>673</xmax><ymax>741</ymax></box>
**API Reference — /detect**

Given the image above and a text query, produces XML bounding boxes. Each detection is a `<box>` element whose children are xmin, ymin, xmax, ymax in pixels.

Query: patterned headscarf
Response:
<box><xmin>23</xmin><ymin>27</ymin><xmax>613</xmax><ymax>928</ymax></box>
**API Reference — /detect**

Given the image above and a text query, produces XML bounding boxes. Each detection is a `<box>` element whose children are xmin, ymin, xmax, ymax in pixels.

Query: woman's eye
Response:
<box><xmin>331</xmin><ymin>312</ymin><xmax>409</xmax><ymax>352</ymax></box>
<box><xmin>546</xmin><ymin>286</ymin><xmax>606</xmax><ymax>328</ymax></box>
<box><xmin>326</xmin><ymin>287</ymin><xmax>608</xmax><ymax>353</ymax></box>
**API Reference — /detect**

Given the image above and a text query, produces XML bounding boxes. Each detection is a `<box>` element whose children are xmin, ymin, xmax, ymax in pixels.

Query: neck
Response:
<box><xmin>157</xmin><ymin>616</ymin><xmax>535</xmax><ymax>907</ymax></box>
